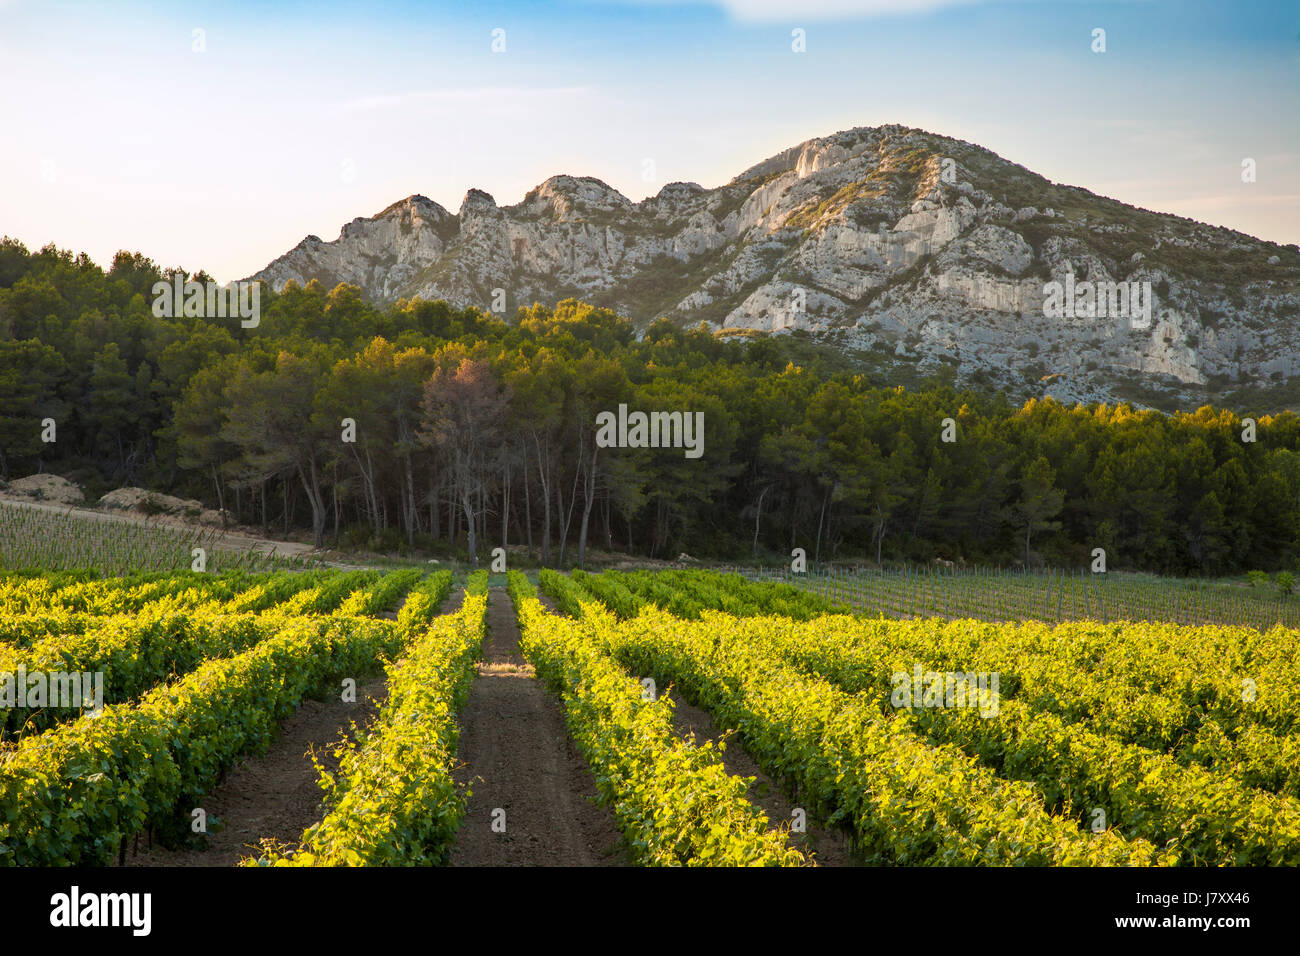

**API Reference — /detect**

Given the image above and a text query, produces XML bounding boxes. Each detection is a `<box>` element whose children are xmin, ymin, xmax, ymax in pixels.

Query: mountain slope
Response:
<box><xmin>251</xmin><ymin>125</ymin><xmax>1300</xmax><ymax>408</ymax></box>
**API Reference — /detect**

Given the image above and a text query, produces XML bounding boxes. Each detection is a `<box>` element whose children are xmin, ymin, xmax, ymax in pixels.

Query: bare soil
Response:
<box><xmin>121</xmin><ymin>675</ymin><xmax>389</xmax><ymax>867</ymax></box>
<box><xmin>449</xmin><ymin>588</ymin><xmax>626</xmax><ymax>866</ymax></box>
<box><xmin>665</xmin><ymin>690</ymin><xmax>858</xmax><ymax>866</ymax></box>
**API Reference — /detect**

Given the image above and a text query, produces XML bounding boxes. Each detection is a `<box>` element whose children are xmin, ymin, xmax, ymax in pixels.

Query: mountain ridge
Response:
<box><xmin>250</xmin><ymin>124</ymin><xmax>1300</xmax><ymax>409</ymax></box>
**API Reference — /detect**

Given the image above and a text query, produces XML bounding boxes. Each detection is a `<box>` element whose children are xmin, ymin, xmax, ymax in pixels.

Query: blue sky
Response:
<box><xmin>0</xmin><ymin>0</ymin><xmax>1296</xmax><ymax>282</ymax></box>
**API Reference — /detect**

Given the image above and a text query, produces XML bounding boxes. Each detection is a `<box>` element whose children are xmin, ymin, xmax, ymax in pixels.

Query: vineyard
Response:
<box><xmin>0</xmin><ymin>501</ymin><xmax>317</xmax><ymax>575</ymax></box>
<box><xmin>721</xmin><ymin>563</ymin><xmax>1300</xmax><ymax>631</ymax></box>
<box><xmin>0</xmin><ymin>566</ymin><xmax>461</xmax><ymax>864</ymax></box>
<box><xmin>526</xmin><ymin>568</ymin><xmax>1300</xmax><ymax>865</ymax></box>
<box><xmin>1</xmin><ymin>562</ymin><xmax>1296</xmax><ymax>867</ymax></box>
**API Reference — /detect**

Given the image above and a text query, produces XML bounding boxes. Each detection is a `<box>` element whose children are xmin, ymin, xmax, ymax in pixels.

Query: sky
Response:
<box><xmin>0</xmin><ymin>0</ymin><xmax>1296</xmax><ymax>282</ymax></box>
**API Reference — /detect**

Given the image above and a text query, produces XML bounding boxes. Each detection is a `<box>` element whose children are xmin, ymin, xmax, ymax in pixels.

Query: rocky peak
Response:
<box><xmin>657</xmin><ymin>182</ymin><xmax>704</xmax><ymax>199</ymax></box>
<box><xmin>377</xmin><ymin>194</ymin><xmax>453</xmax><ymax>221</ymax></box>
<box><xmin>460</xmin><ymin>188</ymin><xmax>498</xmax><ymax>217</ymax></box>
<box><xmin>523</xmin><ymin>175</ymin><xmax>632</xmax><ymax>221</ymax></box>
<box><xmin>250</xmin><ymin>123</ymin><xmax>1300</xmax><ymax>410</ymax></box>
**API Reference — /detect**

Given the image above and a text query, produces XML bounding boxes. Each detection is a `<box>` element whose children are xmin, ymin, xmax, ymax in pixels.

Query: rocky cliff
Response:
<box><xmin>251</xmin><ymin>125</ymin><xmax>1300</xmax><ymax>408</ymax></box>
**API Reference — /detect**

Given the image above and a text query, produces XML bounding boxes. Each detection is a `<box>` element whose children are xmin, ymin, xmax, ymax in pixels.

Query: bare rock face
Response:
<box><xmin>255</xmin><ymin>195</ymin><xmax>455</xmax><ymax>304</ymax></box>
<box><xmin>251</xmin><ymin>124</ymin><xmax>1300</xmax><ymax>407</ymax></box>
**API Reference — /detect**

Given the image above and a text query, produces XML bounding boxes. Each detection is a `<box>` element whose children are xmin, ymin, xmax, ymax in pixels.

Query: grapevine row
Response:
<box><xmin>251</xmin><ymin>571</ymin><xmax>481</xmax><ymax>866</ymax></box>
<box><xmin>517</xmin><ymin>572</ymin><xmax>806</xmax><ymax>866</ymax></box>
<box><xmin>0</xmin><ymin>613</ymin><xmax>401</xmax><ymax>865</ymax></box>
<box><xmin>587</xmin><ymin>604</ymin><xmax>1169</xmax><ymax>865</ymax></box>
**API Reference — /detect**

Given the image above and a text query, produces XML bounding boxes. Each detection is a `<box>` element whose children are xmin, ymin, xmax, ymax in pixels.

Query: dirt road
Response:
<box><xmin>449</xmin><ymin>588</ymin><xmax>626</xmax><ymax>866</ymax></box>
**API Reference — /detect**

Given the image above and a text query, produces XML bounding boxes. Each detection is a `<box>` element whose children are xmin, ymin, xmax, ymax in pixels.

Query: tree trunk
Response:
<box><xmin>450</xmin><ymin>491</ymin><xmax>459</xmax><ymax>550</ymax></box>
<box><xmin>429</xmin><ymin>472</ymin><xmax>440</xmax><ymax>540</ymax></box>
<box><xmin>501</xmin><ymin>458</ymin><xmax>510</xmax><ymax>552</ymax></box>
<box><xmin>814</xmin><ymin>486</ymin><xmax>830</xmax><ymax>563</ymax></box>
<box><xmin>603</xmin><ymin>492</ymin><xmax>613</xmax><ymax>552</ymax></box>
<box><xmin>533</xmin><ymin>431</ymin><xmax>552</xmax><ymax>564</ymax></box>
<box><xmin>405</xmin><ymin>451</ymin><xmax>417</xmax><ymax>548</ymax></box>
<box><xmin>462</xmin><ymin>480</ymin><xmax>477</xmax><ymax>565</ymax></box>
<box><xmin>522</xmin><ymin>447</ymin><xmax>534</xmax><ymax>559</ymax></box>
<box><xmin>753</xmin><ymin>486</ymin><xmax>768</xmax><ymax>558</ymax></box>
<box><xmin>577</xmin><ymin>445</ymin><xmax>599</xmax><ymax>569</ymax></box>
<box><xmin>298</xmin><ymin>458</ymin><xmax>326</xmax><ymax>550</ymax></box>
<box><xmin>210</xmin><ymin>465</ymin><xmax>227</xmax><ymax>530</ymax></box>
<box><xmin>558</xmin><ymin>433</ymin><xmax>581</xmax><ymax>566</ymax></box>
<box><xmin>476</xmin><ymin>472</ymin><xmax>486</xmax><ymax>555</ymax></box>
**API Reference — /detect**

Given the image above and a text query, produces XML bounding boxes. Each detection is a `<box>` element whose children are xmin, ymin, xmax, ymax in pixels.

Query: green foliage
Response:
<box><xmin>0</xmin><ymin>606</ymin><xmax>402</xmax><ymax>864</ymax></box>
<box><xmin>759</xmin><ymin>565</ymin><xmax>1300</xmax><ymax>631</ymax></box>
<box><xmin>0</xmin><ymin>503</ymin><xmax>315</xmax><ymax>575</ymax></box>
<box><xmin>741</xmin><ymin>611</ymin><xmax>1300</xmax><ymax>865</ymax></box>
<box><xmin>562</xmin><ymin>568</ymin><xmax>843</xmax><ymax>621</ymax></box>
<box><xmin>393</xmin><ymin>570</ymin><xmax>455</xmax><ymax>636</ymax></box>
<box><xmin>249</xmin><ymin>584</ymin><xmax>487</xmax><ymax>866</ymax></box>
<box><xmin>0</xmin><ymin>570</ymin><xmax>422</xmax><ymax>741</ymax></box>
<box><xmin>2</xmin><ymin>236</ymin><xmax>1299</xmax><ymax>575</ymax></box>
<box><xmin>511</xmin><ymin>572</ymin><xmax>806</xmax><ymax>866</ymax></box>
<box><xmin>600</xmin><ymin>604</ymin><xmax>1168</xmax><ymax>865</ymax></box>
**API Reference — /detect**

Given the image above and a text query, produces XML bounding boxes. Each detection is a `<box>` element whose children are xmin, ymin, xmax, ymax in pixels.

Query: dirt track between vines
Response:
<box><xmin>121</xmin><ymin>593</ymin><xmax>440</xmax><ymax>867</ymax></box>
<box><xmin>119</xmin><ymin>584</ymin><xmax>847</xmax><ymax>867</ymax></box>
<box><xmin>449</xmin><ymin>588</ymin><xmax>626</xmax><ymax>866</ymax></box>
<box><xmin>665</xmin><ymin>692</ymin><xmax>854</xmax><ymax>865</ymax></box>
<box><xmin>122</xmin><ymin>675</ymin><xmax>389</xmax><ymax>867</ymax></box>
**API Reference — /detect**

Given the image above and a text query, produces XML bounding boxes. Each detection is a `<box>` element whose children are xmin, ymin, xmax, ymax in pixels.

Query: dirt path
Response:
<box><xmin>121</xmin><ymin>675</ymin><xmax>389</xmax><ymax>867</ymax></box>
<box><xmin>666</xmin><ymin>691</ymin><xmax>857</xmax><ymax>866</ymax></box>
<box><xmin>449</xmin><ymin>588</ymin><xmax>625</xmax><ymax>866</ymax></box>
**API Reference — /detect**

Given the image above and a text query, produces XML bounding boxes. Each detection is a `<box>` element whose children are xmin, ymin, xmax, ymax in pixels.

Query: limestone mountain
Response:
<box><xmin>251</xmin><ymin>125</ymin><xmax>1300</xmax><ymax>409</ymax></box>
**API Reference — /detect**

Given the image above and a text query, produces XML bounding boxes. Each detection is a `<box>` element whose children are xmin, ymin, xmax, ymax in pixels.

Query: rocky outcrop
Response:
<box><xmin>0</xmin><ymin>474</ymin><xmax>84</xmax><ymax>505</ymax></box>
<box><xmin>251</xmin><ymin>124</ymin><xmax>1300</xmax><ymax>407</ymax></box>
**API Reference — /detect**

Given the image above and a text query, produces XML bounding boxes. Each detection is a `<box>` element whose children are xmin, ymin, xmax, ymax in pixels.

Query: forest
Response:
<box><xmin>1</xmin><ymin>238</ymin><xmax>1298</xmax><ymax>574</ymax></box>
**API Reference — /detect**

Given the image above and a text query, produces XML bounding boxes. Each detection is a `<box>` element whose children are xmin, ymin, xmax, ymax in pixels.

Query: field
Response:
<box><xmin>0</xmin><ymin>500</ymin><xmax>317</xmax><ymax>575</ymax></box>
<box><xmin>532</xmin><ymin>569</ymin><xmax>1300</xmax><ymax>865</ymax></box>
<box><xmin>721</xmin><ymin>564</ymin><xmax>1300</xmax><ymax>631</ymax></box>
<box><xmin>2</xmin><ymin>542</ymin><xmax>1297</xmax><ymax>866</ymax></box>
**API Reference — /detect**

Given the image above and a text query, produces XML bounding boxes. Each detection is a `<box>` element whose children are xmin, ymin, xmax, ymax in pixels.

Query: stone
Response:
<box><xmin>248</xmin><ymin>124</ymin><xmax>1300</xmax><ymax>408</ymax></box>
